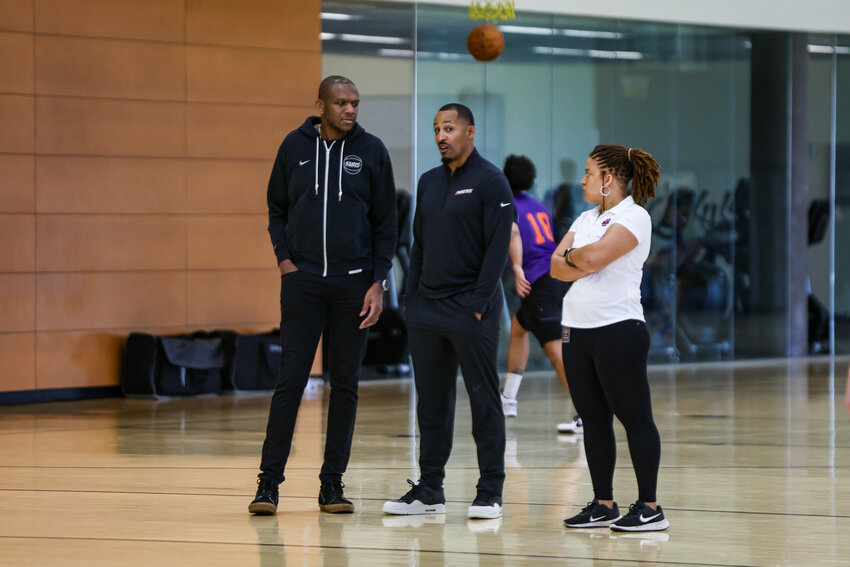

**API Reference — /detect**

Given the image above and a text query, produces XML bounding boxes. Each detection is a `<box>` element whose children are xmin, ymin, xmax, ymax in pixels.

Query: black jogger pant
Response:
<box><xmin>406</xmin><ymin>289</ymin><xmax>506</xmax><ymax>498</ymax></box>
<box><xmin>258</xmin><ymin>270</ymin><xmax>371</xmax><ymax>484</ymax></box>
<box><xmin>561</xmin><ymin>319</ymin><xmax>661</xmax><ymax>503</ymax></box>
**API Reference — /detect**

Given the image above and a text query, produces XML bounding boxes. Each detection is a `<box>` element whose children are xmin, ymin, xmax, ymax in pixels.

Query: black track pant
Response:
<box><xmin>562</xmin><ymin>319</ymin><xmax>661</xmax><ymax>503</ymax></box>
<box><xmin>258</xmin><ymin>270</ymin><xmax>371</xmax><ymax>484</ymax></box>
<box><xmin>406</xmin><ymin>290</ymin><xmax>506</xmax><ymax>498</ymax></box>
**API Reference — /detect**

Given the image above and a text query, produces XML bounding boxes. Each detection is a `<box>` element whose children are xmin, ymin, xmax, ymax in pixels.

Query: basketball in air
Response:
<box><xmin>467</xmin><ymin>24</ymin><xmax>505</xmax><ymax>62</ymax></box>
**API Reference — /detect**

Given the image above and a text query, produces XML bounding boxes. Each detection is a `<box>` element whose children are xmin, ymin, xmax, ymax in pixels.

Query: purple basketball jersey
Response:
<box><xmin>514</xmin><ymin>193</ymin><xmax>557</xmax><ymax>285</ymax></box>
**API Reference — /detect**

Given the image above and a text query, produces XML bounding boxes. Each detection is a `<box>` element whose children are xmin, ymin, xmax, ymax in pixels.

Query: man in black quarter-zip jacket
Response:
<box><xmin>249</xmin><ymin>76</ymin><xmax>397</xmax><ymax>516</ymax></box>
<box><xmin>382</xmin><ymin>103</ymin><xmax>514</xmax><ymax>521</ymax></box>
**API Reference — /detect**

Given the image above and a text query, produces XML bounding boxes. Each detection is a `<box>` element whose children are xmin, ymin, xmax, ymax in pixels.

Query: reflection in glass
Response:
<box><xmin>836</xmin><ymin>35</ymin><xmax>850</xmax><ymax>354</ymax></box>
<box><xmin>321</xmin><ymin>1</ymin><xmax>850</xmax><ymax>363</ymax></box>
<box><xmin>807</xmin><ymin>33</ymin><xmax>836</xmax><ymax>356</ymax></box>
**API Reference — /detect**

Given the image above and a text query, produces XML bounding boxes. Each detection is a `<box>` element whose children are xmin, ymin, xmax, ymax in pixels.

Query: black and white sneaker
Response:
<box><xmin>382</xmin><ymin>479</ymin><xmax>446</xmax><ymax>515</ymax></box>
<box><xmin>468</xmin><ymin>493</ymin><xmax>503</xmax><ymax>519</ymax></box>
<box><xmin>563</xmin><ymin>500</ymin><xmax>621</xmax><ymax>528</ymax></box>
<box><xmin>557</xmin><ymin>416</ymin><xmax>583</xmax><ymax>434</ymax></box>
<box><xmin>610</xmin><ymin>501</ymin><xmax>669</xmax><ymax>532</ymax></box>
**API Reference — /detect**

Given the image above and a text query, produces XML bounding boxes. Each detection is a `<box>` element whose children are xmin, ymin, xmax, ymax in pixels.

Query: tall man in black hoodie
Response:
<box><xmin>249</xmin><ymin>76</ymin><xmax>397</xmax><ymax>515</ymax></box>
<box><xmin>382</xmin><ymin>103</ymin><xmax>514</xmax><ymax>520</ymax></box>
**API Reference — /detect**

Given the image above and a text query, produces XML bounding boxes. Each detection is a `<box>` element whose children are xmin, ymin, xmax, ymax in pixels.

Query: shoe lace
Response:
<box><xmin>398</xmin><ymin>478</ymin><xmax>431</xmax><ymax>503</ymax></box>
<box><xmin>327</xmin><ymin>479</ymin><xmax>345</xmax><ymax>498</ymax></box>
<box><xmin>402</xmin><ymin>478</ymin><xmax>417</xmax><ymax>497</ymax></box>
<box><xmin>624</xmin><ymin>502</ymin><xmax>642</xmax><ymax>518</ymax></box>
<box><xmin>580</xmin><ymin>501</ymin><xmax>597</xmax><ymax>514</ymax></box>
<box><xmin>256</xmin><ymin>477</ymin><xmax>277</xmax><ymax>494</ymax></box>
<box><xmin>473</xmin><ymin>492</ymin><xmax>497</xmax><ymax>507</ymax></box>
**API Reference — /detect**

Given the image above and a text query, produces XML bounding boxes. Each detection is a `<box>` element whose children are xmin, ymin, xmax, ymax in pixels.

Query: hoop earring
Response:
<box><xmin>600</xmin><ymin>185</ymin><xmax>611</xmax><ymax>197</ymax></box>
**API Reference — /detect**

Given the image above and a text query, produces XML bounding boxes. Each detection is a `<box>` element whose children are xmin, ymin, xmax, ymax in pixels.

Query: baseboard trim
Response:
<box><xmin>0</xmin><ymin>386</ymin><xmax>123</xmax><ymax>406</ymax></box>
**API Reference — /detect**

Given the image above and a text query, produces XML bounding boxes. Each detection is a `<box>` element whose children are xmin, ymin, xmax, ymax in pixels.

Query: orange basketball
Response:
<box><xmin>467</xmin><ymin>24</ymin><xmax>505</xmax><ymax>62</ymax></box>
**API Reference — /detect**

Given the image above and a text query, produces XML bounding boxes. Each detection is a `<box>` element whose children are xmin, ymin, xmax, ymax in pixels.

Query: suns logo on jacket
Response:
<box><xmin>343</xmin><ymin>155</ymin><xmax>363</xmax><ymax>175</ymax></box>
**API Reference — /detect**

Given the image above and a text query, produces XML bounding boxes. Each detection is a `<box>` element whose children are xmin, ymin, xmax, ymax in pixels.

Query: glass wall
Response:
<box><xmin>836</xmin><ymin>34</ymin><xmax>850</xmax><ymax>354</ymax></box>
<box><xmin>321</xmin><ymin>1</ymin><xmax>850</xmax><ymax>366</ymax></box>
<box><xmin>808</xmin><ymin>34</ymin><xmax>837</xmax><ymax>356</ymax></box>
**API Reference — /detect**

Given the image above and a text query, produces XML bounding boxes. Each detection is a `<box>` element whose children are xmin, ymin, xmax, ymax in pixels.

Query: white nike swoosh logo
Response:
<box><xmin>299</xmin><ymin>160</ymin><xmax>310</xmax><ymax>166</ymax></box>
<box><xmin>500</xmin><ymin>202</ymin><xmax>511</xmax><ymax>207</ymax></box>
<box><xmin>639</xmin><ymin>513</ymin><xmax>662</xmax><ymax>523</ymax></box>
<box><xmin>589</xmin><ymin>515</ymin><xmax>609</xmax><ymax>522</ymax></box>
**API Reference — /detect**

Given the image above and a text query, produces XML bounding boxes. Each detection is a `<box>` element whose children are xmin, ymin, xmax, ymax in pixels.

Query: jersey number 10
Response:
<box><xmin>526</xmin><ymin>212</ymin><xmax>555</xmax><ymax>244</ymax></box>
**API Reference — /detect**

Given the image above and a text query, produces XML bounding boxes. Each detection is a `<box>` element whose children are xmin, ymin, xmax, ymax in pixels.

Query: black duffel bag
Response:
<box><xmin>223</xmin><ymin>329</ymin><xmax>281</xmax><ymax>392</ymax></box>
<box><xmin>122</xmin><ymin>331</ymin><xmax>235</xmax><ymax>398</ymax></box>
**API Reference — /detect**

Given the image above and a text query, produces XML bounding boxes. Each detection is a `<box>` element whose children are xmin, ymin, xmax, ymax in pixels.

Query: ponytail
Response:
<box><xmin>589</xmin><ymin>144</ymin><xmax>660</xmax><ymax>206</ymax></box>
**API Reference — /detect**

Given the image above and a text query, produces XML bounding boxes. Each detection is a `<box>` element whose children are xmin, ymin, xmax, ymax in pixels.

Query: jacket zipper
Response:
<box><xmin>322</xmin><ymin>140</ymin><xmax>335</xmax><ymax>277</ymax></box>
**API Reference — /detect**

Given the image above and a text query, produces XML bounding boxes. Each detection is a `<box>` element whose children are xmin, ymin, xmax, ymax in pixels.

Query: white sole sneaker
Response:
<box><xmin>610</xmin><ymin>518</ymin><xmax>669</xmax><ymax>532</ymax></box>
<box><xmin>564</xmin><ymin>516</ymin><xmax>621</xmax><ymax>528</ymax></box>
<box><xmin>468</xmin><ymin>502</ymin><xmax>502</xmax><ymax>519</ymax></box>
<box><xmin>557</xmin><ymin>418</ymin><xmax>583</xmax><ymax>434</ymax></box>
<box><xmin>382</xmin><ymin>500</ymin><xmax>446</xmax><ymax>515</ymax></box>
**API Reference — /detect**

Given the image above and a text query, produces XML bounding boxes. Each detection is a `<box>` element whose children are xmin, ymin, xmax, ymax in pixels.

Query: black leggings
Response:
<box><xmin>562</xmin><ymin>319</ymin><xmax>661</xmax><ymax>503</ymax></box>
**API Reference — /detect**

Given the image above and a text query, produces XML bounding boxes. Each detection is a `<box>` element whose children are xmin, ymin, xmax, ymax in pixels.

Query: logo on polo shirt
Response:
<box><xmin>602</xmin><ymin>218</ymin><xmax>611</xmax><ymax>226</ymax></box>
<box><xmin>455</xmin><ymin>188</ymin><xmax>474</xmax><ymax>195</ymax></box>
<box><xmin>343</xmin><ymin>155</ymin><xmax>363</xmax><ymax>175</ymax></box>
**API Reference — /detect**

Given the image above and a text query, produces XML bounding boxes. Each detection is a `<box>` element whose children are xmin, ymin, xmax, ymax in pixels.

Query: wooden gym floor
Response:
<box><xmin>1</xmin><ymin>357</ymin><xmax>849</xmax><ymax>566</ymax></box>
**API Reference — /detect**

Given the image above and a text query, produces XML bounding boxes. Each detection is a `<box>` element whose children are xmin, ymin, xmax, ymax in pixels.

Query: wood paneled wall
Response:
<box><xmin>0</xmin><ymin>0</ymin><xmax>321</xmax><ymax>393</ymax></box>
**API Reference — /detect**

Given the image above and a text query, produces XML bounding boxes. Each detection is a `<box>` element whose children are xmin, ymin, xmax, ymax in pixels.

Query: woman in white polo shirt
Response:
<box><xmin>551</xmin><ymin>144</ymin><xmax>668</xmax><ymax>532</ymax></box>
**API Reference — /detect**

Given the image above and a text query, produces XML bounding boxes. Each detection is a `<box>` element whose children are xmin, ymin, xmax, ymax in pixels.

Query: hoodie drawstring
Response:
<box><xmin>338</xmin><ymin>139</ymin><xmax>345</xmax><ymax>202</ymax></box>
<box><xmin>314</xmin><ymin>136</ymin><xmax>345</xmax><ymax>201</ymax></box>
<box><xmin>314</xmin><ymin>137</ymin><xmax>319</xmax><ymax>196</ymax></box>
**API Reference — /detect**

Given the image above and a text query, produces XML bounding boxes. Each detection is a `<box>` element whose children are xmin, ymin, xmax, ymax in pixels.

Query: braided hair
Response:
<box><xmin>589</xmin><ymin>144</ymin><xmax>660</xmax><ymax>207</ymax></box>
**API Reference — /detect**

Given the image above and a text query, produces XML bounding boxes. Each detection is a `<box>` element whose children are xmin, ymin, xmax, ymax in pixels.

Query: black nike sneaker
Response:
<box><xmin>563</xmin><ymin>500</ymin><xmax>621</xmax><ymax>528</ymax></box>
<box><xmin>610</xmin><ymin>500</ymin><xmax>669</xmax><ymax>532</ymax></box>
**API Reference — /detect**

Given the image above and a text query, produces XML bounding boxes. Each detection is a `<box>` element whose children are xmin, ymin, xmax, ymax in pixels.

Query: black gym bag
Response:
<box><xmin>223</xmin><ymin>330</ymin><xmax>281</xmax><ymax>392</ymax></box>
<box><xmin>122</xmin><ymin>331</ymin><xmax>235</xmax><ymax>398</ymax></box>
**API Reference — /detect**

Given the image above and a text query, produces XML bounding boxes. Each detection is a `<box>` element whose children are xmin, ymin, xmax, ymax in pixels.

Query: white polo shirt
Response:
<box><xmin>561</xmin><ymin>195</ymin><xmax>651</xmax><ymax>328</ymax></box>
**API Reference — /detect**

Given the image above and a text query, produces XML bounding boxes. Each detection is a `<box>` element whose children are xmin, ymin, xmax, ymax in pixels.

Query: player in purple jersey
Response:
<box><xmin>501</xmin><ymin>155</ymin><xmax>582</xmax><ymax>434</ymax></box>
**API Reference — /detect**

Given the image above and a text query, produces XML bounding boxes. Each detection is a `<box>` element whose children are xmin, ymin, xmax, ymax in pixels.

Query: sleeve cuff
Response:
<box><xmin>372</xmin><ymin>265</ymin><xmax>390</xmax><ymax>283</ymax></box>
<box><xmin>274</xmin><ymin>248</ymin><xmax>290</xmax><ymax>266</ymax></box>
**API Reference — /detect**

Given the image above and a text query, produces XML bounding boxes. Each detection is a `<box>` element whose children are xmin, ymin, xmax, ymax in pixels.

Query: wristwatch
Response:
<box><xmin>379</xmin><ymin>279</ymin><xmax>389</xmax><ymax>291</ymax></box>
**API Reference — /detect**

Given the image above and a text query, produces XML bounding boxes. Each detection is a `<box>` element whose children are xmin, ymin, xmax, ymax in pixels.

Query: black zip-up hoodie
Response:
<box><xmin>408</xmin><ymin>149</ymin><xmax>514</xmax><ymax>314</ymax></box>
<box><xmin>267</xmin><ymin>117</ymin><xmax>397</xmax><ymax>283</ymax></box>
